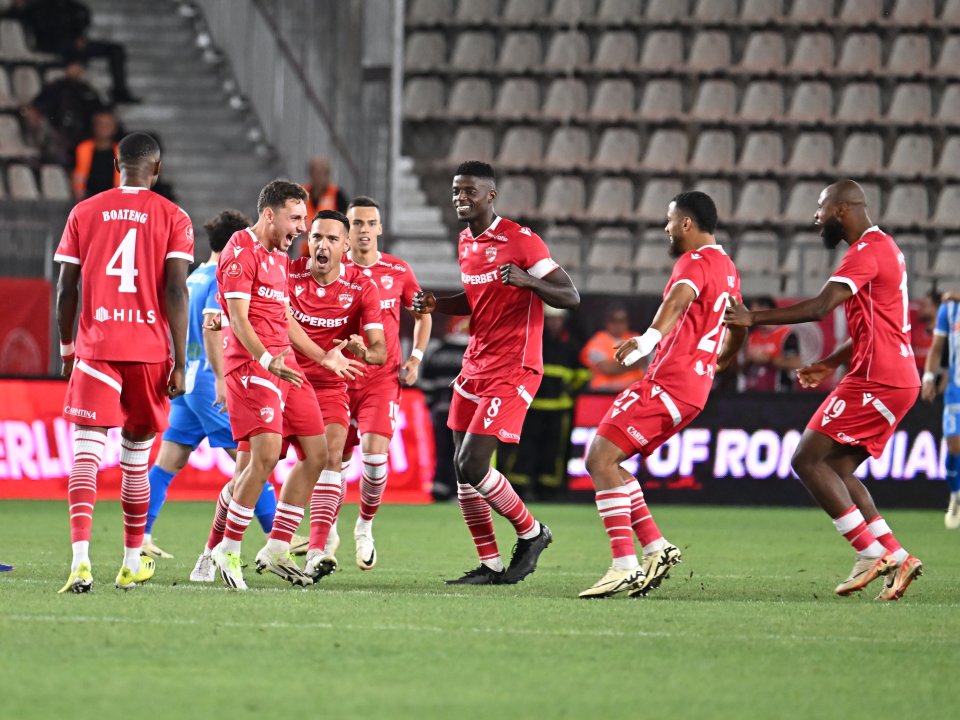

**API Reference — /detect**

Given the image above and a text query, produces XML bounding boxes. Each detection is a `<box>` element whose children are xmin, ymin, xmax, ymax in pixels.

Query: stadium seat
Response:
<box><xmin>937</xmin><ymin>84</ymin><xmax>960</xmax><ymax>123</ymax></box>
<box><xmin>930</xmin><ymin>243</ymin><xmax>960</xmax><ymax>280</ymax></box>
<box><xmin>498</xmin><ymin>32</ymin><xmax>542</xmax><ymax>72</ymax></box>
<box><xmin>942</xmin><ymin>0</ymin><xmax>960</xmax><ymax>22</ymax></box>
<box><xmin>642</xmin><ymin>129</ymin><xmax>688</xmax><ymax>172</ymax></box>
<box><xmin>495</xmin><ymin>175</ymin><xmax>538</xmax><ymax>217</ymax></box>
<box><xmin>594</xmin><ymin>31</ymin><xmax>638</xmax><ymax>70</ymax></box>
<box><xmin>891</xmin><ymin>0</ymin><xmax>935</xmax><ymax>24</ymax></box>
<box><xmin>739</xmin><ymin>273</ymin><xmax>783</xmax><ymax>296</ymax></box>
<box><xmin>594</xmin><ymin>226</ymin><xmax>633</xmax><ymax>245</ymax></box>
<box><xmin>404</xmin><ymin>33</ymin><xmax>446</xmax><ymax>71</ymax></box>
<box><xmin>740</xmin><ymin>81</ymin><xmax>784</xmax><ymax>121</ymax></box>
<box><xmin>687</xmin><ymin>31</ymin><xmax>732</xmax><ymax>71</ymax></box>
<box><xmin>10</xmin><ymin>66</ymin><xmax>40</xmax><ymax>104</ymax></box>
<box><xmin>788</xmin><ymin>81</ymin><xmax>832</xmax><ymax>122</ymax></box>
<box><xmin>0</xmin><ymin>68</ymin><xmax>12</xmax><ymax>109</ymax></box>
<box><xmin>887</xmin><ymin>83</ymin><xmax>931</xmax><ymax>123</ymax></box>
<box><xmin>690</xmin><ymin>80</ymin><xmax>736</xmax><ymax>120</ymax></box>
<box><xmin>0</xmin><ymin>113</ymin><xmax>26</xmax><ymax>156</ymax></box>
<box><xmin>886</xmin><ymin>35</ymin><xmax>931</xmax><ymax>74</ymax></box>
<box><xmin>545</xmin><ymin>235</ymin><xmax>583</xmax><ymax>270</ymax></box>
<box><xmin>589</xmin><ymin>79</ymin><xmax>635</xmax><ymax>120</ymax></box>
<box><xmin>541</xmin><ymin>78</ymin><xmax>588</xmax><ymax>118</ymax></box>
<box><xmin>447</xmin><ymin>126</ymin><xmax>495</xmax><ymax>164</ymax></box>
<box><xmin>838</xmin><ymin>0</ymin><xmax>885</xmax><ymax>23</ymax></box>
<box><xmin>790</xmin><ymin>33</ymin><xmax>834</xmax><ymax>72</ymax></box>
<box><xmin>403</xmin><ymin>78</ymin><xmax>444</xmax><ymax>118</ymax></box>
<box><xmin>936</xmin><ymin>137</ymin><xmax>960</xmax><ymax>176</ymax></box>
<box><xmin>836</xmin><ymin>33</ymin><xmax>881</xmax><ymax>73</ymax></box>
<box><xmin>544</xmin><ymin>31</ymin><xmax>590</xmax><ymax>71</ymax></box>
<box><xmin>633</xmin><ymin>233</ymin><xmax>673</xmax><ymax>272</ymax></box>
<box><xmin>597</xmin><ymin>0</ymin><xmax>642</xmax><ymax>22</ymax></box>
<box><xmin>781</xmin><ymin>235</ymin><xmax>831</xmax><ymax>280</ymax></box>
<box><xmin>645</xmin><ymin>0</ymin><xmax>686</xmax><ymax>21</ymax></box>
<box><xmin>740</xmin><ymin>0</ymin><xmax>783</xmax><ymax>22</ymax></box>
<box><xmin>450</xmin><ymin>32</ymin><xmax>496</xmax><ymax>69</ymax></box>
<box><xmin>543</xmin><ymin>127</ymin><xmax>591</xmax><ymax>169</ymax></box>
<box><xmin>0</xmin><ymin>20</ymin><xmax>35</xmax><ymax>60</ymax></box>
<box><xmin>788</xmin><ymin>0</ymin><xmax>834</xmax><ymax>21</ymax></box>
<box><xmin>735</xmin><ymin>232</ymin><xmax>780</xmax><ymax>273</ymax></box>
<box><xmin>636</xmin><ymin>178</ymin><xmax>682</xmax><ymax>221</ymax></box>
<box><xmin>738</xmin><ymin>131</ymin><xmax>784</xmax><ymax>173</ymax></box>
<box><xmin>551</xmin><ymin>0</ymin><xmax>596</xmax><ymax>23</ymax></box>
<box><xmin>639</xmin><ymin>31</ymin><xmax>683</xmax><ymax>71</ymax></box>
<box><xmin>637</xmin><ymin>79</ymin><xmax>683</xmax><ymax>120</ymax></box>
<box><xmin>837</xmin><ymin>132</ymin><xmax>884</xmax><ymax>174</ymax></box>
<box><xmin>502</xmin><ymin>0</ymin><xmax>548</xmax><ymax>23</ymax></box>
<box><xmin>689</xmin><ymin>130</ymin><xmax>736</xmax><ymax>173</ymax></box>
<box><xmin>740</xmin><ymin>32</ymin><xmax>786</xmax><ymax>72</ymax></box>
<box><xmin>493</xmin><ymin>79</ymin><xmax>540</xmax><ymax>119</ymax></box>
<box><xmin>587</xmin><ymin>178</ymin><xmax>634</xmax><ymax>220</ymax></box>
<box><xmin>733</xmin><ymin>181</ymin><xmax>781</xmax><ymax>223</ymax></box>
<box><xmin>881</xmin><ymin>185</ymin><xmax>928</xmax><ymax>226</ymax></box>
<box><xmin>887</xmin><ymin>135</ymin><xmax>933</xmax><ymax>176</ymax></box>
<box><xmin>540</xmin><ymin>176</ymin><xmax>586</xmax><ymax>219</ymax></box>
<box><xmin>936</xmin><ymin>36</ymin><xmax>960</xmax><ymax>75</ymax></box>
<box><xmin>786</xmin><ymin>133</ymin><xmax>833</xmax><ymax>174</ymax></box>
<box><xmin>860</xmin><ymin>182</ymin><xmax>881</xmax><ymax>215</ymax></box>
<box><xmin>585</xmin><ymin>271</ymin><xmax>633</xmax><ymax>294</ymax></box>
<box><xmin>635</xmin><ymin>271</ymin><xmax>672</xmax><ymax>295</ymax></box>
<box><xmin>931</xmin><ymin>186</ymin><xmax>960</xmax><ymax>227</ymax></box>
<box><xmin>694</xmin><ymin>0</ymin><xmax>738</xmax><ymax>22</ymax></box>
<box><xmin>593</xmin><ymin>128</ymin><xmax>641</xmax><ymax>170</ymax></box>
<box><xmin>586</xmin><ymin>231</ymin><xmax>633</xmax><ymax>268</ymax></box>
<box><xmin>454</xmin><ymin>0</ymin><xmax>499</xmax><ymax>22</ymax></box>
<box><xmin>447</xmin><ymin>79</ymin><xmax>493</xmax><ymax>118</ymax></box>
<box><xmin>693</xmin><ymin>179</ymin><xmax>733</xmax><ymax>219</ymax></box>
<box><xmin>408</xmin><ymin>0</ymin><xmax>453</xmax><ymax>23</ymax></box>
<box><xmin>896</xmin><ymin>234</ymin><xmax>931</xmax><ymax>275</ymax></box>
<box><xmin>836</xmin><ymin>82</ymin><xmax>880</xmax><ymax>122</ymax></box>
<box><xmin>496</xmin><ymin>127</ymin><xmax>544</xmax><ymax>169</ymax></box>
<box><xmin>783</xmin><ymin>181</ymin><xmax>825</xmax><ymax>222</ymax></box>
<box><xmin>7</xmin><ymin>163</ymin><xmax>38</xmax><ymax>199</ymax></box>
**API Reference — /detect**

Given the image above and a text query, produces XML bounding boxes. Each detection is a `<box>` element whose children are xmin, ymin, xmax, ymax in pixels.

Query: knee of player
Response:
<box><xmin>455</xmin><ymin>450</ymin><xmax>486</xmax><ymax>485</ymax></box>
<box><xmin>790</xmin><ymin>448</ymin><xmax>817</xmax><ymax>479</ymax></box>
<box><xmin>362</xmin><ymin>453</ymin><xmax>389</xmax><ymax>479</ymax></box>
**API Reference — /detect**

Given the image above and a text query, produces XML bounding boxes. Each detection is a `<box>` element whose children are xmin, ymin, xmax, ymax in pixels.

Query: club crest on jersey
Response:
<box><xmin>225</xmin><ymin>261</ymin><xmax>242</xmax><ymax>278</ymax></box>
<box><xmin>485</xmin><ymin>246</ymin><xmax>498</xmax><ymax>262</ymax></box>
<box><xmin>339</xmin><ymin>293</ymin><xmax>354</xmax><ymax>309</ymax></box>
<box><xmin>294</xmin><ymin>285</ymin><xmax>305</xmax><ymax>297</ymax></box>
<box><xmin>259</xmin><ymin>407</ymin><xmax>274</xmax><ymax>423</ymax></box>
<box><xmin>185</xmin><ymin>226</ymin><xmax>194</xmax><ymax>243</ymax></box>
<box><xmin>316</xmin><ymin>287</ymin><xmax>326</xmax><ymax>297</ymax></box>
<box><xmin>381</xmin><ymin>275</ymin><xmax>394</xmax><ymax>290</ymax></box>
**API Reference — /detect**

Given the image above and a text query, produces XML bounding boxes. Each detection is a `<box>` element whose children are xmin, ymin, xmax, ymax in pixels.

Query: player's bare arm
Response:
<box><xmin>796</xmin><ymin>338</ymin><xmax>853</xmax><ymax>389</ymax></box>
<box><xmin>499</xmin><ymin>264</ymin><xmax>580</xmax><ymax>310</ymax></box>
<box><xmin>55</xmin><ymin>261</ymin><xmax>81</xmax><ymax>378</ymax></box>
<box><xmin>165</xmin><ymin>256</ymin><xmax>190</xmax><ymax>398</ymax></box>
<box><xmin>226</xmin><ymin>296</ymin><xmax>304</xmax><ymax>386</ymax></box>
<box><xmin>287</xmin><ymin>307</ymin><xmax>365</xmax><ymax>380</ymax></box>
<box><xmin>717</xmin><ymin>325</ymin><xmax>747</xmax><ymax>372</ymax></box>
<box><xmin>202</xmin><ymin>310</ymin><xmax>228</xmax><ymax>412</ymax></box>
<box><xmin>724</xmin><ymin>281</ymin><xmax>852</xmax><ymax>328</ymax></box>
<box><xmin>400</xmin><ymin>309</ymin><xmax>432</xmax><ymax>386</ymax></box>
<box><xmin>413</xmin><ymin>290</ymin><xmax>472</xmax><ymax>316</ymax></box>
<box><xmin>615</xmin><ymin>282</ymin><xmax>697</xmax><ymax>366</ymax></box>
<box><xmin>349</xmin><ymin>327</ymin><xmax>387</xmax><ymax>366</ymax></box>
<box><xmin>921</xmin><ymin>334</ymin><xmax>946</xmax><ymax>401</ymax></box>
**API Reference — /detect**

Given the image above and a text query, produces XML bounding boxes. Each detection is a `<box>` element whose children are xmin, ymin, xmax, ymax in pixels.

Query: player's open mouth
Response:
<box><xmin>316</xmin><ymin>254</ymin><xmax>329</xmax><ymax>264</ymax></box>
<box><xmin>456</xmin><ymin>205</ymin><xmax>471</xmax><ymax>212</ymax></box>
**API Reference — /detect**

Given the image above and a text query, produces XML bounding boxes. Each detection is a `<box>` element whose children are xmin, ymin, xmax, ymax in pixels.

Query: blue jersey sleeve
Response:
<box><xmin>203</xmin><ymin>271</ymin><xmax>220</xmax><ymax>314</ymax></box>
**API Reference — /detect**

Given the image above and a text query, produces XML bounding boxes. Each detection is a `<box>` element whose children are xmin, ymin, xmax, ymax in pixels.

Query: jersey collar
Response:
<box><xmin>306</xmin><ymin>259</ymin><xmax>346</xmax><ymax>287</ymax></box>
<box><xmin>347</xmin><ymin>250</ymin><xmax>381</xmax><ymax>267</ymax></box>
<box><xmin>699</xmin><ymin>243</ymin><xmax>726</xmax><ymax>254</ymax></box>
<box><xmin>857</xmin><ymin>225</ymin><xmax>881</xmax><ymax>241</ymax></box>
<box><xmin>468</xmin><ymin>216</ymin><xmax>503</xmax><ymax>242</ymax></box>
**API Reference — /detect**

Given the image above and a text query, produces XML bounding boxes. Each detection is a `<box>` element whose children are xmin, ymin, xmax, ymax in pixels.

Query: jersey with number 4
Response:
<box><xmin>645</xmin><ymin>245</ymin><xmax>740</xmax><ymax>410</ymax></box>
<box><xmin>55</xmin><ymin>185</ymin><xmax>194</xmax><ymax>363</ymax></box>
<box><xmin>828</xmin><ymin>227</ymin><xmax>920</xmax><ymax>389</ymax></box>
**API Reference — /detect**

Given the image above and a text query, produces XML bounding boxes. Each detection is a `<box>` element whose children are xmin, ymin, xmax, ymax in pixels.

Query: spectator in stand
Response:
<box><xmin>580</xmin><ymin>303</ymin><xmax>646</xmax><ymax>392</ymax></box>
<box><xmin>27</xmin><ymin>56</ymin><xmax>105</xmax><ymax>154</ymax></box>
<box><xmin>298</xmin><ymin>157</ymin><xmax>348</xmax><ymax>256</ymax></box>
<box><xmin>5</xmin><ymin>0</ymin><xmax>140</xmax><ymax>104</ymax></box>
<box><xmin>739</xmin><ymin>296</ymin><xmax>802</xmax><ymax>392</ymax></box>
<box><xmin>911</xmin><ymin>289</ymin><xmax>941</xmax><ymax>375</ymax></box>
<box><xmin>72</xmin><ymin>108</ymin><xmax>119</xmax><ymax>199</ymax></box>
<box><xmin>19</xmin><ymin>104</ymin><xmax>71</xmax><ymax>166</ymax></box>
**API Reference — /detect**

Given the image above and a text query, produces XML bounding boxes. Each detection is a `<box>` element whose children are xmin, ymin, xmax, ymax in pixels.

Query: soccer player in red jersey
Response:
<box><xmin>287</xmin><ymin>209</ymin><xmax>387</xmax><ymax>580</ymax></box>
<box><xmin>580</xmin><ymin>192</ymin><xmax>746</xmax><ymax>599</ymax></box>
<box><xmin>211</xmin><ymin>180</ymin><xmax>363</xmax><ymax>590</ymax></box>
<box><xmin>725</xmin><ymin>180</ymin><xmax>923</xmax><ymax>601</ymax></box>
<box><xmin>414</xmin><ymin>161</ymin><xmax>580</xmax><ymax>585</ymax></box>
<box><xmin>331</xmin><ymin>195</ymin><xmax>432</xmax><ymax>571</ymax></box>
<box><xmin>55</xmin><ymin>132</ymin><xmax>193</xmax><ymax>593</ymax></box>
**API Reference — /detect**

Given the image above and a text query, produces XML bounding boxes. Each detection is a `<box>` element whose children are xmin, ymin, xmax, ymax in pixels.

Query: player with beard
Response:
<box><xmin>579</xmin><ymin>191</ymin><xmax>745</xmax><ymax>599</ymax></box>
<box><xmin>725</xmin><ymin>179</ymin><xmax>923</xmax><ymax>601</ymax></box>
<box><xmin>414</xmin><ymin>161</ymin><xmax>580</xmax><ymax>585</ymax></box>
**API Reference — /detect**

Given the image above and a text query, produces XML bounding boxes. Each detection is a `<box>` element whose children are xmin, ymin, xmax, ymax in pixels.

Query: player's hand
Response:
<box><xmin>614</xmin><ymin>337</ymin><xmax>640</xmax><ymax>365</ymax></box>
<box><xmin>400</xmin><ymin>356</ymin><xmax>421</xmax><ymax>386</ymax></box>
<box><xmin>412</xmin><ymin>291</ymin><xmax>437</xmax><ymax>314</ymax></box>
<box><xmin>723</xmin><ymin>297</ymin><xmax>753</xmax><ymax>328</ymax></box>
<box><xmin>345</xmin><ymin>333</ymin><xmax>367</xmax><ymax>359</ymax></box>
<box><xmin>499</xmin><ymin>263</ymin><xmax>533</xmax><ymax>289</ymax></box>
<box><xmin>203</xmin><ymin>312</ymin><xmax>223</xmax><ymax>331</ymax></box>
<box><xmin>61</xmin><ymin>355</ymin><xmax>75</xmax><ymax>378</ymax></box>
<box><xmin>268</xmin><ymin>348</ymin><xmax>304</xmax><ymax>387</ymax></box>
<box><xmin>796</xmin><ymin>361</ymin><xmax>833</xmax><ymax>389</ymax></box>
<box><xmin>322</xmin><ymin>339</ymin><xmax>366</xmax><ymax>380</ymax></box>
<box><xmin>921</xmin><ymin>377</ymin><xmax>938</xmax><ymax>402</ymax></box>
<box><xmin>213</xmin><ymin>376</ymin><xmax>228</xmax><ymax>413</ymax></box>
<box><xmin>167</xmin><ymin>365</ymin><xmax>186</xmax><ymax>398</ymax></box>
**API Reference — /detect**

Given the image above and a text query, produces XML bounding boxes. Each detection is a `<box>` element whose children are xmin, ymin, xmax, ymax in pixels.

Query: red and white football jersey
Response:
<box><xmin>343</xmin><ymin>251</ymin><xmax>419</xmax><ymax>387</ymax></box>
<box><xmin>288</xmin><ymin>257</ymin><xmax>383</xmax><ymax>388</ymax></box>
<box><xmin>828</xmin><ymin>226</ymin><xmax>920</xmax><ymax>388</ymax></box>
<box><xmin>217</xmin><ymin>229</ymin><xmax>290</xmax><ymax>376</ymax></box>
<box><xmin>645</xmin><ymin>245</ymin><xmax>741</xmax><ymax>409</ymax></box>
<box><xmin>55</xmin><ymin>186</ymin><xmax>194</xmax><ymax>363</ymax></box>
<box><xmin>457</xmin><ymin>216</ymin><xmax>559</xmax><ymax>379</ymax></box>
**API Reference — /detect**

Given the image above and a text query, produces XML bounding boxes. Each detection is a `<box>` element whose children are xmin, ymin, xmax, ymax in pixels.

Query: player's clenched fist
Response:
<box><xmin>167</xmin><ymin>365</ymin><xmax>186</xmax><ymax>398</ymax></box>
<box><xmin>499</xmin><ymin>263</ymin><xmax>532</xmax><ymax>288</ymax></box>
<box><xmin>412</xmin><ymin>291</ymin><xmax>437</xmax><ymax>314</ymax></box>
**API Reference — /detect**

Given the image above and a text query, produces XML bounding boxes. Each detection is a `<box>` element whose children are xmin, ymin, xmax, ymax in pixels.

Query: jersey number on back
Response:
<box><xmin>696</xmin><ymin>292</ymin><xmax>731</xmax><ymax>354</ymax></box>
<box><xmin>105</xmin><ymin>228</ymin><xmax>139</xmax><ymax>293</ymax></box>
<box><xmin>899</xmin><ymin>271</ymin><xmax>911</xmax><ymax>333</ymax></box>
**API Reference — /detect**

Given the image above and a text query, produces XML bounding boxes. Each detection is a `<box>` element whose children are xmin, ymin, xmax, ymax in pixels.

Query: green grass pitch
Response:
<box><xmin>1</xmin><ymin>500</ymin><xmax>957</xmax><ymax>720</ymax></box>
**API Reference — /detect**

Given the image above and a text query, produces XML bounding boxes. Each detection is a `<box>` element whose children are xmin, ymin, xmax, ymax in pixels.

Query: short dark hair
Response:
<box><xmin>117</xmin><ymin>132</ymin><xmax>160</xmax><ymax>164</ymax></box>
<box><xmin>455</xmin><ymin>160</ymin><xmax>496</xmax><ymax>182</ymax></box>
<box><xmin>257</xmin><ymin>179</ymin><xmax>308</xmax><ymax>215</ymax></box>
<box><xmin>204</xmin><ymin>209</ymin><xmax>251</xmax><ymax>253</ymax></box>
<box><xmin>672</xmin><ymin>191</ymin><xmax>718</xmax><ymax>234</ymax></box>
<box><xmin>346</xmin><ymin>195</ymin><xmax>381</xmax><ymax>212</ymax></box>
<box><xmin>312</xmin><ymin>209</ymin><xmax>349</xmax><ymax>235</ymax></box>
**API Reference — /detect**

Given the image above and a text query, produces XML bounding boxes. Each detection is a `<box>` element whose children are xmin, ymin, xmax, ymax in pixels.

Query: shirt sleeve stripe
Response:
<box><xmin>526</xmin><ymin>258</ymin><xmax>560</xmax><ymax>279</ymax></box>
<box><xmin>223</xmin><ymin>291</ymin><xmax>251</xmax><ymax>300</ymax></box>
<box><xmin>363</xmin><ymin>323</ymin><xmax>384</xmax><ymax>331</ymax></box>
<box><xmin>54</xmin><ymin>253</ymin><xmax>80</xmax><ymax>264</ymax></box>
<box><xmin>671</xmin><ymin>278</ymin><xmax>700</xmax><ymax>297</ymax></box>
<box><xmin>201</xmin><ymin>308</ymin><xmax>221</xmax><ymax>314</ymax></box>
<box><xmin>828</xmin><ymin>276</ymin><xmax>858</xmax><ymax>294</ymax></box>
<box><xmin>933</xmin><ymin>329</ymin><xmax>948</xmax><ymax>337</ymax></box>
<box><xmin>166</xmin><ymin>252</ymin><xmax>194</xmax><ymax>261</ymax></box>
